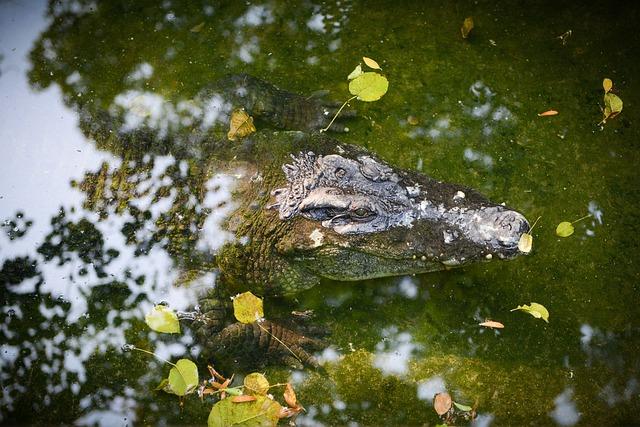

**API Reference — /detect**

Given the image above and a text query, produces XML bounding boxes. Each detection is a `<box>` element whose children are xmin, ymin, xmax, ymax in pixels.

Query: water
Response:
<box><xmin>1</xmin><ymin>0</ymin><xmax>639</xmax><ymax>425</ymax></box>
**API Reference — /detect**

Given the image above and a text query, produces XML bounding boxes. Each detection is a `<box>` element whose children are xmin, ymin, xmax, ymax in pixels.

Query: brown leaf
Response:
<box><xmin>479</xmin><ymin>320</ymin><xmax>505</xmax><ymax>329</ymax></box>
<box><xmin>284</xmin><ymin>383</ymin><xmax>297</xmax><ymax>408</ymax></box>
<box><xmin>231</xmin><ymin>395</ymin><xmax>258</xmax><ymax>403</ymax></box>
<box><xmin>208</xmin><ymin>365</ymin><xmax>227</xmax><ymax>382</ymax></box>
<box><xmin>227</xmin><ymin>109</ymin><xmax>256</xmax><ymax>141</ymax></box>
<box><xmin>538</xmin><ymin>110</ymin><xmax>559</xmax><ymax>116</ymax></box>
<box><xmin>362</xmin><ymin>56</ymin><xmax>381</xmax><ymax>70</ymax></box>
<box><xmin>278</xmin><ymin>406</ymin><xmax>304</xmax><ymax>419</ymax></box>
<box><xmin>434</xmin><ymin>392</ymin><xmax>452</xmax><ymax>416</ymax></box>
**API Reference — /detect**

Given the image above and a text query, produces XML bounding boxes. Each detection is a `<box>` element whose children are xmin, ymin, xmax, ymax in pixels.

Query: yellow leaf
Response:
<box><xmin>602</xmin><ymin>92</ymin><xmax>623</xmax><ymax>123</ymax></box>
<box><xmin>518</xmin><ymin>233</ymin><xmax>533</xmax><ymax>253</ymax></box>
<box><xmin>145</xmin><ymin>305</ymin><xmax>181</xmax><ymax>333</ymax></box>
<box><xmin>556</xmin><ymin>221</ymin><xmax>574</xmax><ymax>237</ymax></box>
<box><xmin>227</xmin><ymin>109</ymin><xmax>256</xmax><ymax>141</ymax></box>
<box><xmin>348</xmin><ymin>72</ymin><xmax>389</xmax><ymax>102</ymax></box>
<box><xmin>347</xmin><ymin>64</ymin><xmax>363</xmax><ymax>80</ymax></box>
<box><xmin>232</xmin><ymin>291</ymin><xmax>264</xmax><ymax>323</ymax></box>
<box><xmin>603</xmin><ymin>78</ymin><xmax>613</xmax><ymax>93</ymax></box>
<box><xmin>362</xmin><ymin>56</ymin><xmax>381</xmax><ymax>70</ymax></box>
<box><xmin>461</xmin><ymin>17</ymin><xmax>474</xmax><ymax>39</ymax></box>
<box><xmin>244</xmin><ymin>373</ymin><xmax>270</xmax><ymax>396</ymax></box>
<box><xmin>511</xmin><ymin>302</ymin><xmax>549</xmax><ymax>323</ymax></box>
<box><xmin>479</xmin><ymin>320</ymin><xmax>505</xmax><ymax>329</ymax></box>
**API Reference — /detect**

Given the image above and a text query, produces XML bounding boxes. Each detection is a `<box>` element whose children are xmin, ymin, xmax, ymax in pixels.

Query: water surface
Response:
<box><xmin>1</xmin><ymin>1</ymin><xmax>639</xmax><ymax>425</ymax></box>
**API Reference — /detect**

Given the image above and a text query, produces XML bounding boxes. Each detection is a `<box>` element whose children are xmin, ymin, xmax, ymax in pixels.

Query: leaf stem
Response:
<box><xmin>571</xmin><ymin>214</ymin><xmax>592</xmax><ymax>225</ymax></box>
<box><xmin>528</xmin><ymin>216</ymin><xmax>542</xmax><ymax>233</ymax></box>
<box><xmin>131</xmin><ymin>346</ymin><xmax>177</xmax><ymax>368</ymax></box>
<box><xmin>256</xmin><ymin>322</ymin><xmax>302</xmax><ymax>364</ymax></box>
<box><xmin>320</xmin><ymin>95</ymin><xmax>357</xmax><ymax>133</ymax></box>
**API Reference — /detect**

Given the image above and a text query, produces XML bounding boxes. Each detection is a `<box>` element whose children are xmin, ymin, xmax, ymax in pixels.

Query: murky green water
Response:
<box><xmin>1</xmin><ymin>1</ymin><xmax>639</xmax><ymax>425</ymax></box>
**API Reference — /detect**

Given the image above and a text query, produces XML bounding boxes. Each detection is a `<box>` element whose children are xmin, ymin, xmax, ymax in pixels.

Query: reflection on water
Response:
<box><xmin>1</xmin><ymin>0</ymin><xmax>640</xmax><ymax>425</ymax></box>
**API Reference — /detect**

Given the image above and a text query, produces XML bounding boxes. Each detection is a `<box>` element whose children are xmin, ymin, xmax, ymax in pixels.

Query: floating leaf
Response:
<box><xmin>433</xmin><ymin>392</ymin><xmax>452</xmax><ymax>416</ymax></box>
<box><xmin>227</xmin><ymin>109</ymin><xmax>256</xmax><ymax>141</ymax></box>
<box><xmin>479</xmin><ymin>320</ymin><xmax>504</xmax><ymax>329</ymax></box>
<box><xmin>208</xmin><ymin>395</ymin><xmax>282</xmax><ymax>427</ymax></box>
<box><xmin>283</xmin><ymin>383</ymin><xmax>298</xmax><ymax>408</ymax></box>
<box><xmin>145</xmin><ymin>305</ymin><xmax>180</xmax><ymax>333</ymax></box>
<box><xmin>166</xmin><ymin>359</ymin><xmax>199</xmax><ymax>396</ymax></box>
<box><xmin>511</xmin><ymin>302</ymin><xmax>549</xmax><ymax>323</ymax></box>
<box><xmin>233</xmin><ymin>291</ymin><xmax>264</xmax><ymax>324</ymax></box>
<box><xmin>518</xmin><ymin>233</ymin><xmax>533</xmax><ymax>253</ymax></box>
<box><xmin>362</xmin><ymin>56</ymin><xmax>381</xmax><ymax>70</ymax></box>
<box><xmin>347</xmin><ymin>64</ymin><xmax>363</xmax><ymax>80</ymax></box>
<box><xmin>556</xmin><ymin>221</ymin><xmax>574</xmax><ymax>237</ymax></box>
<box><xmin>461</xmin><ymin>17</ymin><xmax>474</xmax><ymax>39</ymax></box>
<box><xmin>244</xmin><ymin>373</ymin><xmax>270</xmax><ymax>396</ymax></box>
<box><xmin>538</xmin><ymin>110</ymin><xmax>558</xmax><ymax>116</ymax></box>
<box><xmin>190</xmin><ymin>22</ymin><xmax>205</xmax><ymax>33</ymax></box>
<box><xmin>602</xmin><ymin>92</ymin><xmax>623</xmax><ymax>123</ymax></box>
<box><xmin>348</xmin><ymin>72</ymin><xmax>389</xmax><ymax>102</ymax></box>
<box><xmin>232</xmin><ymin>395</ymin><xmax>258</xmax><ymax>403</ymax></box>
<box><xmin>453</xmin><ymin>401</ymin><xmax>473</xmax><ymax>412</ymax></box>
<box><xmin>603</xmin><ymin>78</ymin><xmax>613</xmax><ymax>93</ymax></box>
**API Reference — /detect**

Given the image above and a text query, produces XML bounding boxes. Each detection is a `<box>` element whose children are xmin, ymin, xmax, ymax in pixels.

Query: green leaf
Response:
<box><xmin>244</xmin><ymin>373</ymin><xmax>270</xmax><ymax>396</ymax></box>
<box><xmin>453</xmin><ymin>401</ymin><xmax>473</xmax><ymax>411</ymax></box>
<box><xmin>556</xmin><ymin>221</ymin><xmax>574</xmax><ymax>237</ymax></box>
<box><xmin>601</xmin><ymin>91</ymin><xmax>623</xmax><ymax>124</ymax></box>
<box><xmin>348</xmin><ymin>72</ymin><xmax>389</xmax><ymax>102</ymax></box>
<box><xmin>208</xmin><ymin>395</ymin><xmax>282</xmax><ymax>427</ymax></box>
<box><xmin>347</xmin><ymin>64</ymin><xmax>363</xmax><ymax>80</ymax></box>
<box><xmin>604</xmin><ymin>92</ymin><xmax>623</xmax><ymax>115</ymax></box>
<box><xmin>233</xmin><ymin>292</ymin><xmax>264</xmax><ymax>324</ymax></box>
<box><xmin>145</xmin><ymin>305</ymin><xmax>181</xmax><ymax>333</ymax></box>
<box><xmin>511</xmin><ymin>302</ymin><xmax>550</xmax><ymax>323</ymax></box>
<box><xmin>165</xmin><ymin>359</ymin><xmax>199</xmax><ymax>396</ymax></box>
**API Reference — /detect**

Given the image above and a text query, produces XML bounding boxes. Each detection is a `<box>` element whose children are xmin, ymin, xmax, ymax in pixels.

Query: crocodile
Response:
<box><xmin>177</xmin><ymin>74</ymin><xmax>530</xmax><ymax>367</ymax></box>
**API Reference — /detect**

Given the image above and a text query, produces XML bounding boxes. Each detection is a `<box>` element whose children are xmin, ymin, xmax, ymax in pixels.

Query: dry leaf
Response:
<box><xmin>227</xmin><ymin>109</ymin><xmax>256</xmax><ymax>141</ymax></box>
<box><xmin>362</xmin><ymin>56</ymin><xmax>381</xmax><ymax>70</ymax></box>
<box><xmin>284</xmin><ymin>383</ymin><xmax>297</xmax><ymax>408</ymax></box>
<box><xmin>231</xmin><ymin>395</ymin><xmax>258</xmax><ymax>403</ymax></box>
<box><xmin>518</xmin><ymin>233</ymin><xmax>533</xmax><ymax>253</ymax></box>
<box><xmin>603</xmin><ymin>78</ymin><xmax>613</xmax><ymax>93</ymax></box>
<box><xmin>479</xmin><ymin>320</ymin><xmax>505</xmax><ymax>329</ymax></box>
<box><xmin>538</xmin><ymin>110</ymin><xmax>559</xmax><ymax>116</ymax></box>
<box><xmin>434</xmin><ymin>392</ymin><xmax>452</xmax><ymax>416</ymax></box>
<box><xmin>461</xmin><ymin>17</ymin><xmax>474</xmax><ymax>39</ymax></box>
<box><xmin>278</xmin><ymin>406</ymin><xmax>303</xmax><ymax>419</ymax></box>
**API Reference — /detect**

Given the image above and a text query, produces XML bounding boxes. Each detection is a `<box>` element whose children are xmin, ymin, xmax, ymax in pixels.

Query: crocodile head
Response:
<box><xmin>269</xmin><ymin>147</ymin><xmax>529</xmax><ymax>289</ymax></box>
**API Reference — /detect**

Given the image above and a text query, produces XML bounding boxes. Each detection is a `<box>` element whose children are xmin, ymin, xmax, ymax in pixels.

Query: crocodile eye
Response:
<box><xmin>335</xmin><ymin>168</ymin><xmax>346</xmax><ymax>178</ymax></box>
<box><xmin>351</xmin><ymin>207</ymin><xmax>375</xmax><ymax>221</ymax></box>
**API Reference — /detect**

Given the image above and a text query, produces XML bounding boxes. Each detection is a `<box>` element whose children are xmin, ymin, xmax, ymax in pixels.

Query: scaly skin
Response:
<box><xmin>183</xmin><ymin>75</ymin><xmax>530</xmax><ymax>367</ymax></box>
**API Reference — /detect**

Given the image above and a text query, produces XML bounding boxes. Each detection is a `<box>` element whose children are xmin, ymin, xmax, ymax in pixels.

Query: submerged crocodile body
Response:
<box><xmin>182</xmin><ymin>75</ymin><xmax>530</xmax><ymax>366</ymax></box>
